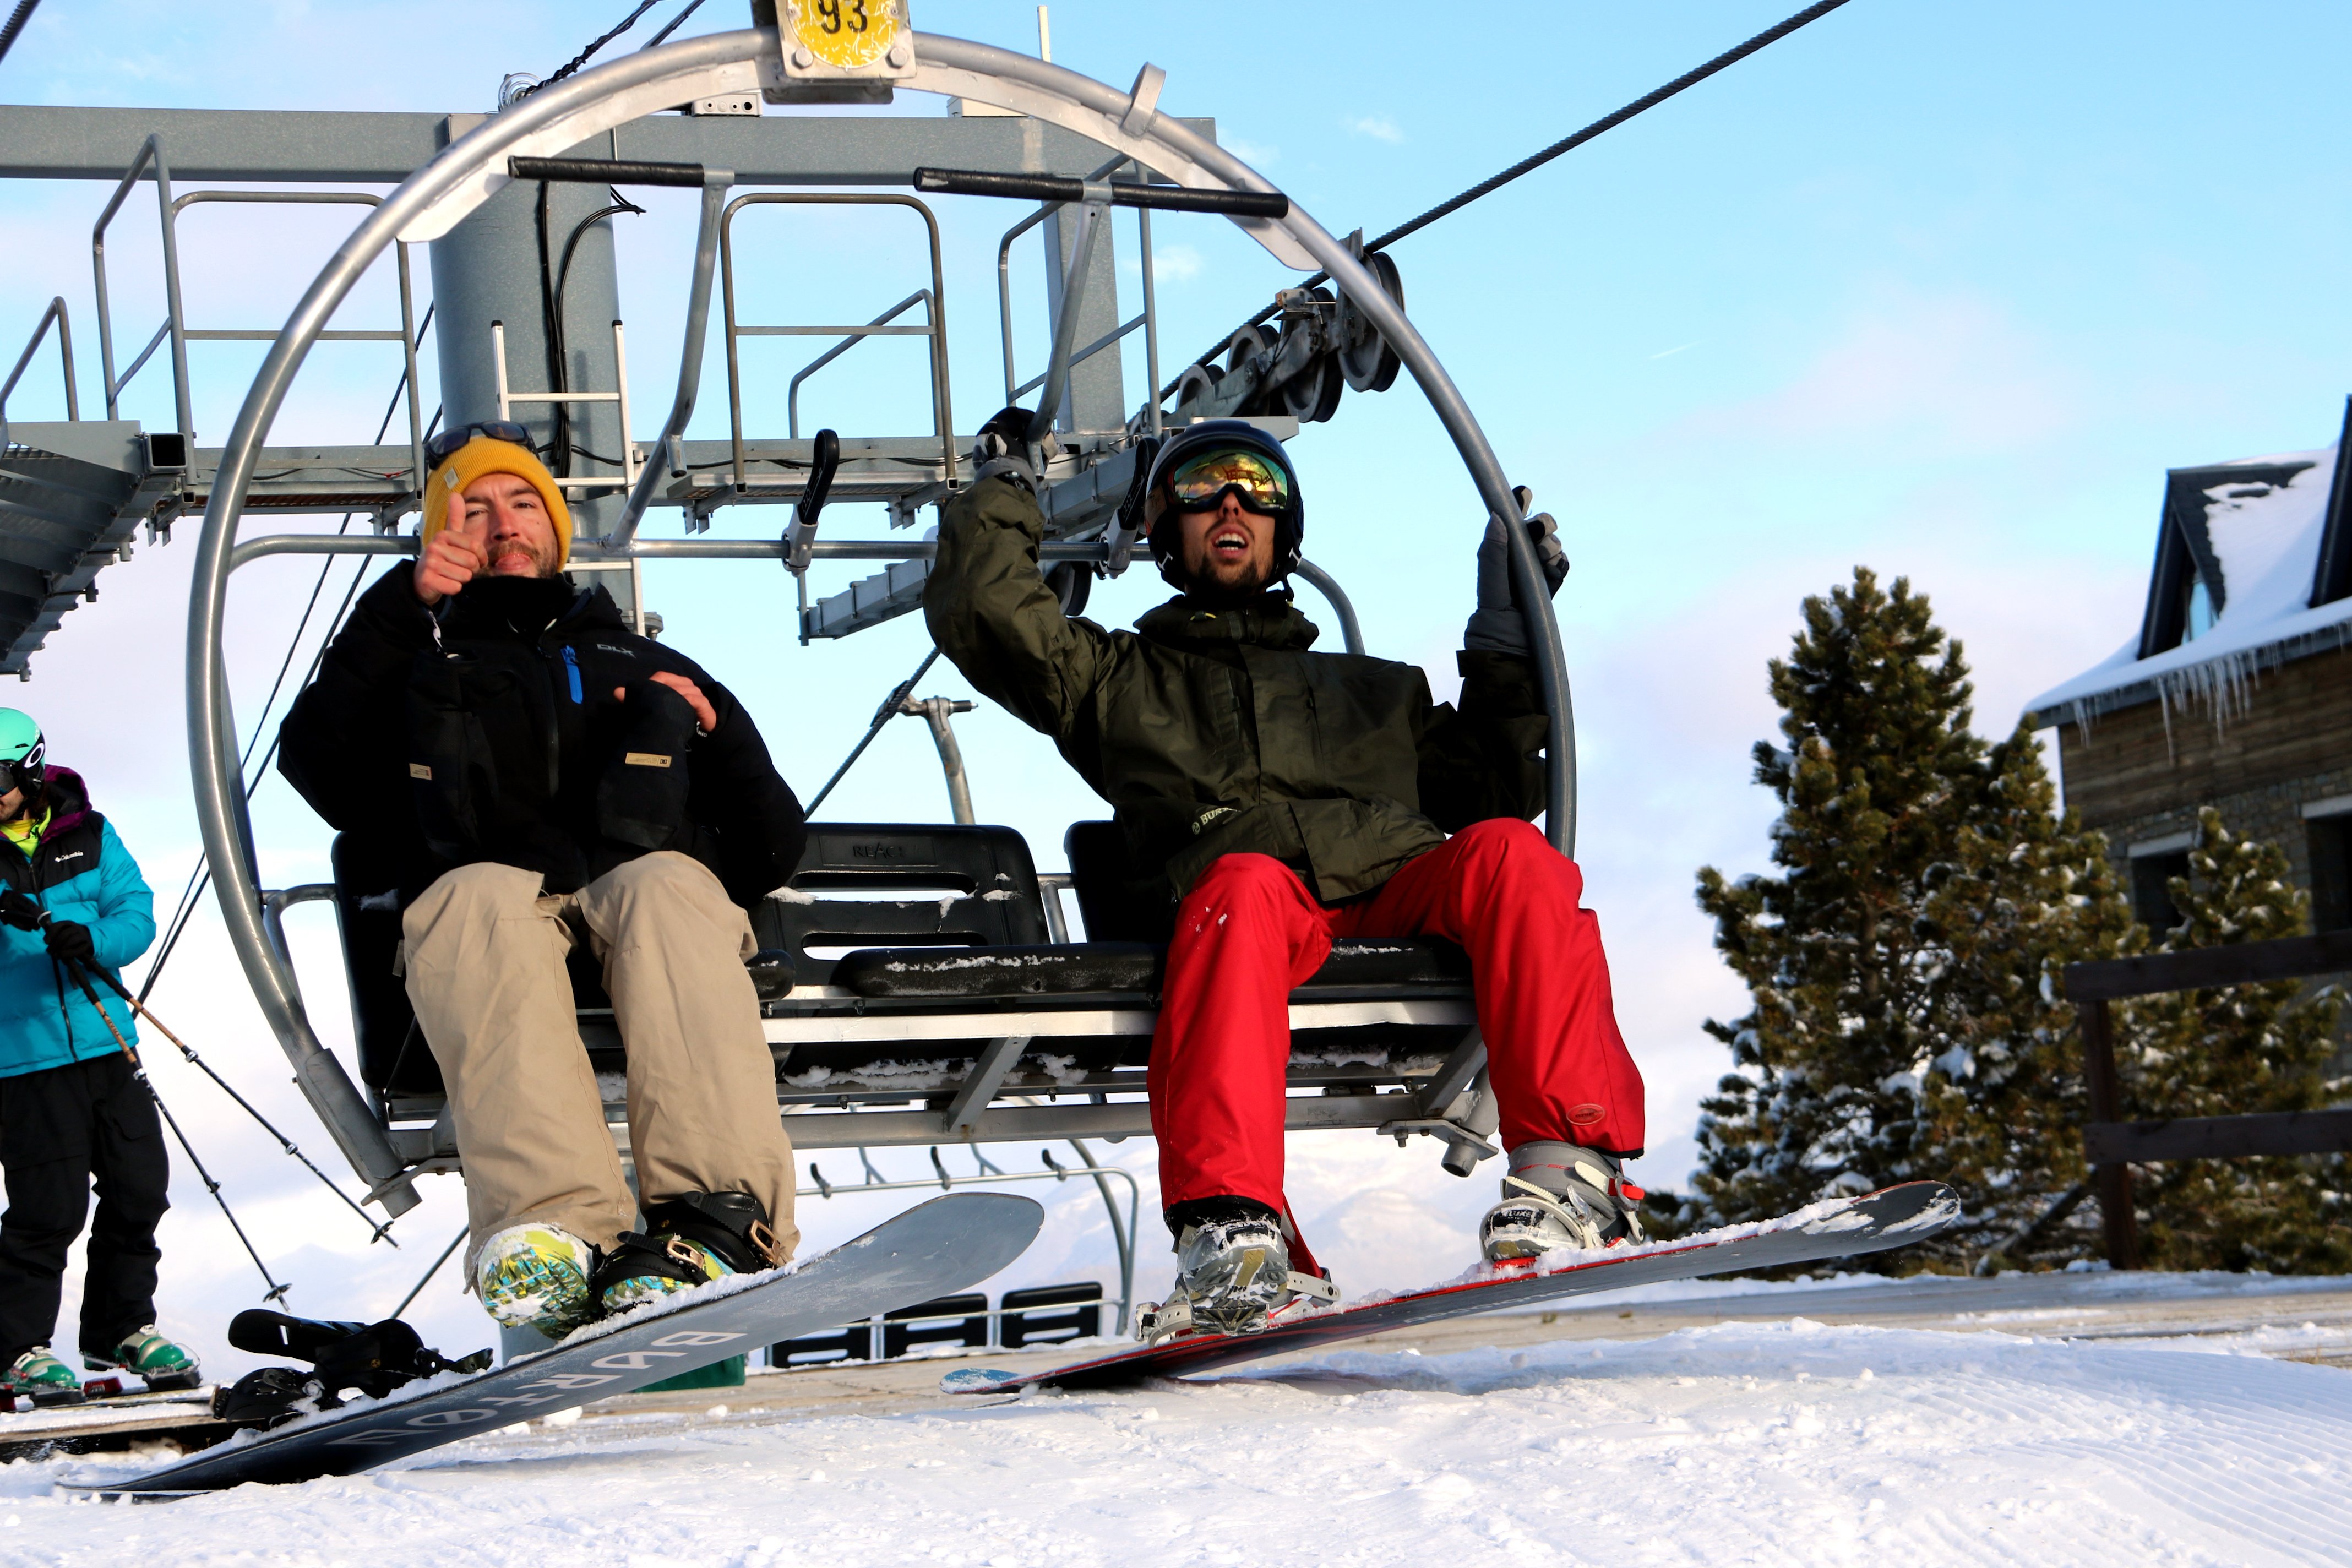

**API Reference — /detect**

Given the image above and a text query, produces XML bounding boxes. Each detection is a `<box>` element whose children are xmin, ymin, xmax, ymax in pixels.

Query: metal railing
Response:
<box><xmin>796</xmin><ymin>1147</ymin><xmax>1141</xmax><ymax>1335</ymax></box>
<box><xmin>92</xmin><ymin>134</ymin><xmax>192</xmax><ymax>439</ymax></box>
<box><xmin>719</xmin><ymin>192</ymin><xmax>956</xmax><ymax>496</ymax></box>
<box><xmin>91</xmin><ymin>140</ymin><xmax>427</xmax><ymax>486</ymax></box>
<box><xmin>0</xmin><ymin>296</ymin><xmax>76</xmax><ymax>453</ymax></box>
<box><xmin>175</xmin><ymin>192</ymin><xmax>426</xmax><ymax>494</ymax></box>
<box><xmin>995</xmin><ymin>155</ymin><xmax>1163</xmax><ymax>437</ymax></box>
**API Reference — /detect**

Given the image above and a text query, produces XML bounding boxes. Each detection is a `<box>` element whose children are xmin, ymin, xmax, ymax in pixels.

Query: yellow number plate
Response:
<box><xmin>787</xmin><ymin>0</ymin><xmax>902</xmax><ymax>72</ymax></box>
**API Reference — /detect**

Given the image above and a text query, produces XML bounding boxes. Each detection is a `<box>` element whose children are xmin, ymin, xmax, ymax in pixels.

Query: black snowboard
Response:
<box><xmin>74</xmin><ymin>1191</ymin><xmax>1043</xmax><ymax>1495</ymax></box>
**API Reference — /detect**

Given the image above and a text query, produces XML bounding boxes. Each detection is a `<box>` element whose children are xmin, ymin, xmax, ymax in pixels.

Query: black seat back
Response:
<box><xmin>1064</xmin><ymin>820</ymin><xmax>1174</xmax><ymax>943</ymax></box>
<box><xmin>752</xmin><ymin>823</ymin><xmax>1049</xmax><ymax>985</ymax></box>
<box><xmin>330</xmin><ymin>835</ymin><xmax>438</xmax><ymax>1095</ymax></box>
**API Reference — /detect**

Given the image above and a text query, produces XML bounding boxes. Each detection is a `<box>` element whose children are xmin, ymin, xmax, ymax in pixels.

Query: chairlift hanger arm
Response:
<box><xmin>912</xmin><ymin>166</ymin><xmax>1288</xmax><ymax>219</ymax></box>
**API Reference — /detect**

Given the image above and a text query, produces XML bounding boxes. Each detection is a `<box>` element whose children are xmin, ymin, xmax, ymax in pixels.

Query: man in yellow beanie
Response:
<box><xmin>277</xmin><ymin>426</ymin><xmax>808</xmax><ymax>1338</ymax></box>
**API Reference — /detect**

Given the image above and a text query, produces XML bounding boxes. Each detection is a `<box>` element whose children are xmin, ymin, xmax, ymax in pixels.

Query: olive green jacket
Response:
<box><xmin>923</xmin><ymin>476</ymin><xmax>1548</xmax><ymax>903</ymax></box>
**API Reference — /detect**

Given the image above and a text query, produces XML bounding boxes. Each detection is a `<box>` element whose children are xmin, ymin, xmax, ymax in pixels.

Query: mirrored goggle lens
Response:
<box><xmin>426</xmin><ymin>421</ymin><xmax>534</xmax><ymax>465</ymax></box>
<box><xmin>1166</xmin><ymin>449</ymin><xmax>1290</xmax><ymax>511</ymax></box>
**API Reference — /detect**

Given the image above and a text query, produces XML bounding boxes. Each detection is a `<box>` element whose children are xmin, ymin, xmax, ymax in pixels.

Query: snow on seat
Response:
<box><xmin>830</xmin><ymin>937</ymin><xmax>1472</xmax><ymax>1000</ymax></box>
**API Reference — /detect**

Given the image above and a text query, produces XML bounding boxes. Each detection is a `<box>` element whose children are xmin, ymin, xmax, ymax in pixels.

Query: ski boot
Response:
<box><xmin>473</xmin><ymin>1221</ymin><xmax>602</xmax><ymax>1338</ymax></box>
<box><xmin>1137</xmin><ymin>1201</ymin><xmax>1337</xmax><ymax>1344</ymax></box>
<box><xmin>1480</xmin><ymin>1141</ymin><xmax>1646</xmax><ymax>1261</ymax></box>
<box><xmin>84</xmin><ymin>1324</ymin><xmax>201</xmax><ymax>1392</ymax></box>
<box><xmin>2</xmin><ymin>1347</ymin><xmax>84</xmax><ymax>1407</ymax></box>
<box><xmin>592</xmin><ymin>1191</ymin><xmax>783</xmax><ymax>1316</ymax></box>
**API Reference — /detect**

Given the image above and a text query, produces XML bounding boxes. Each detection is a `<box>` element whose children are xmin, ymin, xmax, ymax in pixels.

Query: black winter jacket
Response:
<box><xmin>925</xmin><ymin>475</ymin><xmax>1548</xmax><ymax>902</ymax></box>
<box><xmin>278</xmin><ymin>569</ymin><xmax>804</xmax><ymax>907</ymax></box>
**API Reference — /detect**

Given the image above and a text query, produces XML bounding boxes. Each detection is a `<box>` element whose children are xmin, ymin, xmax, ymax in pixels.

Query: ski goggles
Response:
<box><xmin>0</xmin><ymin>748</ymin><xmax>44</xmax><ymax>798</ymax></box>
<box><xmin>424</xmin><ymin>420</ymin><xmax>536</xmax><ymax>467</ymax></box>
<box><xmin>1162</xmin><ymin>447</ymin><xmax>1292</xmax><ymax>515</ymax></box>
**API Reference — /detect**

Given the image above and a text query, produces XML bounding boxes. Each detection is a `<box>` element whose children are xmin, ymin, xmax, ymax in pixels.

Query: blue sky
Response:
<box><xmin>3</xmin><ymin>0</ymin><xmax>2350</xmax><ymax>1364</ymax></box>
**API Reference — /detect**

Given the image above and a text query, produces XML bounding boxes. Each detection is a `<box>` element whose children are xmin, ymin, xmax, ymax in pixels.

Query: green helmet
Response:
<box><xmin>0</xmin><ymin>709</ymin><xmax>46</xmax><ymax>793</ymax></box>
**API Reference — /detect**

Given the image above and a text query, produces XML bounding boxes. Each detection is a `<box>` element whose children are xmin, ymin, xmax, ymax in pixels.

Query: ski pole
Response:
<box><xmin>60</xmin><ymin>955</ymin><xmax>292</xmax><ymax>1305</ymax></box>
<box><xmin>76</xmin><ymin>960</ymin><xmax>396</xmax><ymax>1247</ymax></box>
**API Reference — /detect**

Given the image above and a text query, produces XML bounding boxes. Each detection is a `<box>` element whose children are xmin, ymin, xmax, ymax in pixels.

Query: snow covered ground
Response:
<box><xmin>7</xmin><ymin>1293</ymin><xmax>2352</xmax><ymax>1565</ymax></box>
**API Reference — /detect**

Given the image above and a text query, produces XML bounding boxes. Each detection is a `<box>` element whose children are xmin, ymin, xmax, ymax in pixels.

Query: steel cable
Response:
<box><xmin>1159</xmin><ymin>0</ymin><xmax>1857</xmax><ymax>401</ymax></box>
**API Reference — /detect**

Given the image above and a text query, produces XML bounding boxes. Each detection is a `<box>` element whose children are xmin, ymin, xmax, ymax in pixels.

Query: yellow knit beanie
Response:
<box><xmin>420</xmin><ymin>435</ymin><xmax>574</xmax><ymax>569</ymax></box>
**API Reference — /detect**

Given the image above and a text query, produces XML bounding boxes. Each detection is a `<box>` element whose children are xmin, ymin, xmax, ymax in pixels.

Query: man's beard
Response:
<box><xmin>1176</xmin><ymin>556</ymin><xmax>1274</xmax><ymax>606</ymax></box>
<box><xmin>489</xmin><ymin>540</ymin><xmax>560</xmax><ymax>578</ymax></box>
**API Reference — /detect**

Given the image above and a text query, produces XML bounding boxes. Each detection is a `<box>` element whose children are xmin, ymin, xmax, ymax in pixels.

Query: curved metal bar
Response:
<box><xmin>187</xmin><ymin>25</ymin><xmax>1575</xmax><ymax>1216</ymax></box>
<box><xmin>1292</xmin><ymin>558</ymin><xmax>1364</xmax><ymax>657</ymax></box>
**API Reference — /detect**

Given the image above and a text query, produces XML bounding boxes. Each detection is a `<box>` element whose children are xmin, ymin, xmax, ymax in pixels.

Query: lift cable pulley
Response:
<box><xmin>1161</xmin><ymin>0</ymin><xmax>1856</xmax><ymax>401</ymax></box>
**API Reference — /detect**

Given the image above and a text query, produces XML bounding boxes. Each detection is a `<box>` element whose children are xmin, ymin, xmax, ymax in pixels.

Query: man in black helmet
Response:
<box><xmin>925</xmin><ymin>412</ymin><xmax>1646</xmax><ymax>1343</ymax></box>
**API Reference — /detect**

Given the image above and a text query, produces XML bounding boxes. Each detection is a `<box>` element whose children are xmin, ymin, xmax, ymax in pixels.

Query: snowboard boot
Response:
<box><xmin>473</xmin><ymin>1221</ymin><xmax>602</xmax><ymax>1338</ymax></box>
<box><xmin>1480</xmin><ymin>1141</ymin><xmax>1646</xmax><ymax>1261</ymax></box>
<box><xmin>592</xmin><ymin>1191</ymin><xmax>783</xmax><ymax>1316</ymax></box>
<box><xmin>3</xmin><ymin>1347</ymin><xmax>84</xmax><ymax>1407</ymax></box>
<box><xmin>1137</xmin><ymin>1200</ymin><xmax>1337</xmax><ymax>1344</ymax></box>
<box><xmin>83</xmin><ymin>1324</ymin><xmax>202</xmax><ymax>1392</ymax></box>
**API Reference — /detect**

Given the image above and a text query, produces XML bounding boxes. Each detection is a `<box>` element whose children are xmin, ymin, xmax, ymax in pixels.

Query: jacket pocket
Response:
<box><xmin>102</xmin><ymin>1069</ymin><xmax>161</xmax><ymax>1142</ymax></box>
<box><xmin>406</xmin><ymin>646</ymin><xmax>558</xmax><ymax>863</ymax></box>
<box><xmin>597</xmin><ymin>679</ymin><xmax>696</xmax><ymax>850</ymax></box>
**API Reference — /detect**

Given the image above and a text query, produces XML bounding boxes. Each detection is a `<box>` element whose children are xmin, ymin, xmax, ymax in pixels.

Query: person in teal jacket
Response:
<box><xmin>0</xmin><ymin>711</ymin><xmax>197</xmax><ymax>1406</ymax></box>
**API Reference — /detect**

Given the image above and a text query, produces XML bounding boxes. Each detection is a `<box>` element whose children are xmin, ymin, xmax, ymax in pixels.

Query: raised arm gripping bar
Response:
<box><xmin>911</xmin><ymin>166</ymin><xmax>1289</xmax><ymax>218</ymax></box>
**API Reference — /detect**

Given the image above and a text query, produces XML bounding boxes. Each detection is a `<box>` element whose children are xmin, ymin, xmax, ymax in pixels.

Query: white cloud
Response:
<box><xmin>1221</xmin><ymin>136</ymin><xmax>1278</xmax><ymax>168</ymax></box>
<box><xmin>1344</xmin><ymin>114</ymin><xmax>1404</xmax><ymax>144</ymax></box>
<box><xmin>1147</xmin><ymin>243</ymin><xmax>1202</xmax><ymax>284</ymax></box>
<box><xmin>1669</xmin><ymin>288</ymin><xmax>2081</xmax><ymax>461</ymax></box>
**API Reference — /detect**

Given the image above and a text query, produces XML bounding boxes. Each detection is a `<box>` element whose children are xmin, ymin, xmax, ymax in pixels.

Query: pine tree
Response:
<box><xmin>1692</xmin><ymin>568</ymin><xmax>1979</xmax><ymax>1227</ymax></box>
<box><xmin>2118</xmin><ymin>808</ymin><xmax>2351</xmax><ymax>1272</ymax></box>
<box><xmin>1911</xmin><ymin>727</ymin><xmax>2136</xmax><ymax>1270</ymax></box>
<box><xmin>1690</xmin><ymin>568</ymin><xmax>2132</xmax><ymax>1270</ymax></box>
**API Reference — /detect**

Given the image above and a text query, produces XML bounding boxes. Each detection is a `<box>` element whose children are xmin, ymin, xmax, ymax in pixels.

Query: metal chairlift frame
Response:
<box><xmin>180</xmin><ymin>26</ymin><xmax>1582</xmax><ymax>1221</ymax></box>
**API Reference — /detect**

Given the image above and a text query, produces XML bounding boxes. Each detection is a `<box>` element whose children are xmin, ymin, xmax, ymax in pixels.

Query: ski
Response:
<box><xmin>74</xmin><ymin>1191</ymin><xmax>1042</xmax><ymax>1496</ymax></box>
<box><xmin>943</xmin><ymin>1180</ymin><xmax>1958</xmax><ymax>1394</ymax></box>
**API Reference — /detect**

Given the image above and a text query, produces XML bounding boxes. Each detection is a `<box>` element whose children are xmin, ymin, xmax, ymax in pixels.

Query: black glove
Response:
<box><xmin>0</xmin><ymin>886</ymin><xmax>43</xmax><ymax>933</ymax></box>
<box><xmin>43</xmin><ymin>920</ymin><xmax>94</xmax><ymax>966</ymax></box>
<box><xmin>970</xmin><ymin>405</ymin><xmax>1042</xmax><ymax>493</ymax></box>
<box><xmin>1463</xmin><ymin>486</ymin><xmax>1569</xmax><ymax>656</ymax></box>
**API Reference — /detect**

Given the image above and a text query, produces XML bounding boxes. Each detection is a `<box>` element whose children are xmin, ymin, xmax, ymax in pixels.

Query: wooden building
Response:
<box><xmin>2024</xmin><ymin>413</ymin><xmax>2352</xmax><ymax>946</ymax></box>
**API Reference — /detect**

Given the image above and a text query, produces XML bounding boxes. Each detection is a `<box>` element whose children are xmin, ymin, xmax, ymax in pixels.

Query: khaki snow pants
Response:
<box><xmin>400</xmin><ymin>851</ymin><xmax>797</xmax><ymax>1276</ymax></box>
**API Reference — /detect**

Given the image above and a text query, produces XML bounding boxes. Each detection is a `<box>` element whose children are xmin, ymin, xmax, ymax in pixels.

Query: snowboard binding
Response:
<box><xmin>215</xmin><ymin>1310</ymin><xmax>492</xmax><ymax>1429</ymax></box>
<box><xmin>592</xmin><ymin>1190</ymin><xmax>785</xmax><ymax>1313</ymax></box>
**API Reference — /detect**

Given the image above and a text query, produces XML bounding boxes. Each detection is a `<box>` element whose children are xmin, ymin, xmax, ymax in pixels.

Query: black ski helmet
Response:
<box><xmin>1142</xmin><ymin>420</ymin><xmax>1304</xmax><ymax>587</ymax></box>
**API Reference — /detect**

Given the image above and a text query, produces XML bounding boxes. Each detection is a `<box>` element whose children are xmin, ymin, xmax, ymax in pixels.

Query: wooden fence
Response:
<box><xmin>2064</xmin><ymin>928</ymin><xmax>2352</xmax><ymax>1268</ymax></box>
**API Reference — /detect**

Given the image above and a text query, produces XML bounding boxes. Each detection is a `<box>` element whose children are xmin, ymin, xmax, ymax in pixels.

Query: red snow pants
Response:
<box><xmin>1147</xmin><ymin>818</ymin><xmax>1645</xmax><ymax>1219</ymax></box>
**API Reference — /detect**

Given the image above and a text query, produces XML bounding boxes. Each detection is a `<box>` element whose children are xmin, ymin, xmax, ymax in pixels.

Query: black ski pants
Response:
<box><xmin>0</xmin><ymin>1054</ymin><xmax>168</xmax><ymax>1364</ymax></box>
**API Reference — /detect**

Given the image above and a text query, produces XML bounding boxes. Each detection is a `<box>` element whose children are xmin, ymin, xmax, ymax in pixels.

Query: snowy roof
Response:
<box><xmin>2023</xmin><ymin>439</ymin><xmax>2352</xmax><ymax>728</ymax></box>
